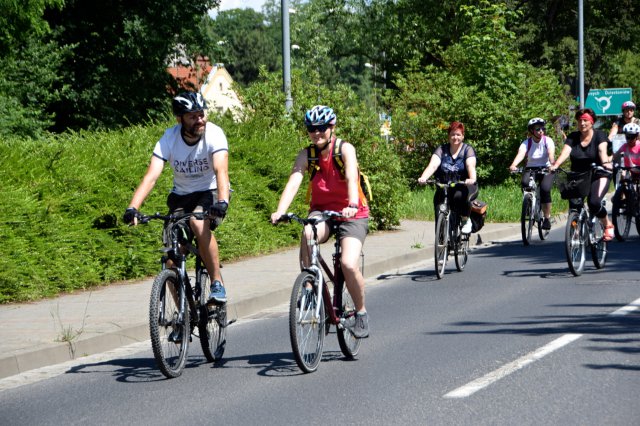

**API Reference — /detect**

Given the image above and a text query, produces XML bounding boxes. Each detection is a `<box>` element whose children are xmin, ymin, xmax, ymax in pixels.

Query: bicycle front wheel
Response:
<box><xmin>521</xmin><ymin>194</ymin><xmax>533</xmax><ymax>245</ymax></box>
<box><xmin>536</xmin><ymin>201</ymin><xmax>550</xmax><ymax>241</ymax></box>
<box><xmin>564</xmin><ymin>211</ymin><xmax>586</xmax><ymax>276</ymax></box>
<box><xmin>434</xmin><ymin>212</ymin><xmax>449</xmax><ymax>279</ymax></box>
<box><xmin>590</xmin><ymin>220</ymin><xmax>608</xmax><ymax>269</ymax></box>
<box><xmin>149</xmin><ymin>269</ymin><xmax>190</xmax><ymax>378</ymax></box>
<box><xmin>198</xmin><ymin>270</ymin><xmax>226</xmax><ymax>363</ymax></box>
<box><xmin>454</xmin><ymin>234</ymin><xmax>469</xmax><ymax>272</ymax></box>
<box><xmin>611</xmin><ymin>189</ymin><xmax>631</xmax><ymax>241</ymax></box>
<box><xmin>337</xmin><ymin>285</ymin><xmax>362</xmax><ymax>359</ymax></box>
<box><xmin>289</xmin><ymin>272</ymin><xmax>325</xmax><ymax>373</ymax></box>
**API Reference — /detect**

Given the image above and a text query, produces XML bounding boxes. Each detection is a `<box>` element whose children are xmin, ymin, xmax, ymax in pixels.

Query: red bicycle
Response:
<box><xmin>276</xmin><ymin>211</ymin><xmax>362</xmax><ymax>373</ymax></box>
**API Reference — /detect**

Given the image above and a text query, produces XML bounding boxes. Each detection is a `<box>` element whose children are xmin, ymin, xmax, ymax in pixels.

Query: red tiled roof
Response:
<box><xmin>167</xmin><ymin>56</ymin><xmax>213</xmax><ymax>92</ymax></box>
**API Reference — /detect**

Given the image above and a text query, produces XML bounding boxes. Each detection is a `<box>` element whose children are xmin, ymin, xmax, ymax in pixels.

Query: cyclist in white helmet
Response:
<box><xmin>124</xmin><ymin>91</ymin><xmax>231</xmax><ymax>305</ymax></box>
<box><xmin>270</xmin><ymin>105</ymin><xmax>370</xmax><ymax>338</ymax></box>
<box><xmin>613</xmin><ymin>122</ymin><xmax>640</xmax><ymax>178</ymax></box>
<box><xmin>608</xmin><ymin>100</ymin><xmax>639</xmax><ymax>141</ymax></box>
<box><xmin>509</xmin><ymin>118</ymin><xmax>556</xmax><ymax>229</ymax></box>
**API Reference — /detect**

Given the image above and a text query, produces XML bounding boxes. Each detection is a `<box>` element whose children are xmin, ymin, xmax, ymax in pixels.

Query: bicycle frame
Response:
<box><xmin>294</xmin><ymin>214</ymin><xmax>350</xmax><ymax>328</ymax></box>
<box><xmin>559</xmin><ymin>165</ymin><xmax>610</xmax><ymax>276</ymax></box>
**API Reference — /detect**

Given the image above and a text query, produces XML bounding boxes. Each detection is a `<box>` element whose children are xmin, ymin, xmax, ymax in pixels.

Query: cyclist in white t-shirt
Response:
<box><xmin>509</xmin><ymin>117</ymin><xmax>556</xmax><ymax>230</ymax></box>
<box><xmin>123</xmin><ymin>91</ymin><xmax>230</xmax><ymax>304</ymax></box>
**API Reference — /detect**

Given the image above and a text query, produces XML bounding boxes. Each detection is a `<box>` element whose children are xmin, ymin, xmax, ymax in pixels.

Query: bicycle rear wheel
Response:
<box><xmin>149</xmin><ymin>269</ymin><xmax>190</xmax><ymax>378</ymax></box>
<box><xmin>611</xmin><ymin>189</ymin><xmax>631</xmax><ymax>241</ymax></box>
<box><xmin>590</xmin><ymin>220</ymin><xmax>607</xmax><ymax>269</ymax></box>
<box><xmin>289</xmin><ymin>272</ymin><xmax>325</xmax><ymax>373</ymax></box>
<box><xmin>521</xmin><ymin>194</ymin><xmax>533</xmax><ymax>245</ymax></box>
<box><xmin>434</xmin><ymin>212</ymin><xmax>449</xmax><ymax>279</ymax></box>
<box><xmin>564</xmin><ymin>211</ymin><xmax>586</xmax><ymax>276</ymax></box>
<box><xmin>337</xmin><ymin>285</ymin><xmax>362</xmax><ymax>359</ymax></box>
<box><xmin>198</xmin><ymin>270</ymin><xmax>226</xmax><ymax>363</ymax></box>
<box><xmin>454</xmin><ymin>234</ymin><xmax>469</xmax><ymax>271</ymax></box>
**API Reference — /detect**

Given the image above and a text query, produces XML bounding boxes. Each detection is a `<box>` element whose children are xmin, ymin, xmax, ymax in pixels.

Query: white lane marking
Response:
<box><xmin>444</xmin><ymin>333</ymin><xmax>583</xmax><ymax>399</ymax></box>
<box><xmin>609</xmin><ymin>297</ymin><xmax>640</xmax><ymax>316</ymax></box>
<box><xmin>444</xmin><ymin>296</ymin><xmax>640</xmax><ymax>399</ymax></box>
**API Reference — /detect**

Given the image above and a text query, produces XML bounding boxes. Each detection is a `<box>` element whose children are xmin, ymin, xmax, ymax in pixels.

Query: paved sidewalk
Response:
<box><xmin>0</xmin><ymin>219</ymin><xmax>528</xmax><ymax>379</ymax></box>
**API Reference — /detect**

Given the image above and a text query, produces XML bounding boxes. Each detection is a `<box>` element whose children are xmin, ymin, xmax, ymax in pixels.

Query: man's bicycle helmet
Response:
<box><xmin>304</xmin><ymin>105</ymin><xmax>337</xmax><ymax>126</ymax></box>
<box><xmin>527</xmin><ymin>117</ymin><xmax>546</xmax><ymax>130</ymax></box>
<box><xmin>622</xmin><ymin>101</ymin><xmax>636</xmax><ymax>111</ymax></box>
<box><xmin>622</xmin><ymin>122</ymin><xmax>640</xmax><ymax>135</ymax></box>
<box><xmin>172</xmin><ymin>91</ymin><xmax>207</xmax><ymax>116</ymax></box>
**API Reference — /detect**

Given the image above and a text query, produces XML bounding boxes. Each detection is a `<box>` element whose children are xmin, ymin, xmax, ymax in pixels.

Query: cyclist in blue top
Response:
<box><xmin>509</xmin><ymin>117</ymin><xmax>556</xmax><ymax>230</ymax></box>
<box><xmin>418</xmin><ymin>121</ymin><xmax>478</xmax><ymax>234</ymax></box>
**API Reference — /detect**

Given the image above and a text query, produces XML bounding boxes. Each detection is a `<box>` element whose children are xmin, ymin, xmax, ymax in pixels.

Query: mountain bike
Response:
<box><xmin>427</xmin><ymin>180</ymin><xmax>470</xmax><ymax>279</ymax></box>
<box><xmin>611</xmin><ymin>164</ymin><xmax>640</xmax><ymax>241</ymax></box>
<box><xmin>137</xmin><ymin>211</ymin><xmax>230</xmax><ymax>378</ymax></box>
<box><xmin>275</xmin><ymin>211</ymin><xmax>362</xmax><ymax>374</ymax></box>
<box><xmin>557</xmin><ymin>167</ymin><xmax>611</xmax><ymax>276</ymax></box>
<box><xmin>512</xmin><ymin>167</ymin><xmax>551</xmax><ymax>245</ymax></box>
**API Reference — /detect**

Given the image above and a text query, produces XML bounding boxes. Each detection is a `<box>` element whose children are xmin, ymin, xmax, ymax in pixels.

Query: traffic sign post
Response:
<box><xmin>584</xmin><ymin>88</ymin><xmax>633</xmax><ymax>116</ymax></box>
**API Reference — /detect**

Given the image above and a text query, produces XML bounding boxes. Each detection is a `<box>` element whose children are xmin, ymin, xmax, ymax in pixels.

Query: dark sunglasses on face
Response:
<box><xmin>306</xmin><ymin>124</ymin><xmax>330</xmax><ymax>133</ymax></box>
<box><xmin>625</xmin><ymin>134</ymin><xmax>638</xmax><ymax>140</ymax></box>
<box><xmin>533</xmin><ymin>127</ymin><xmax>545</xmax><ymax>132</ymax></box>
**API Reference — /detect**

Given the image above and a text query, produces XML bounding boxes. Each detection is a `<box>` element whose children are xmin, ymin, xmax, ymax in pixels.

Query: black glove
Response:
<box><xmin>210</xmin><ymin>200</ymin><xmax>228</xmax><ymax>218</ymax></box>
<box><xmin>123</xmin><ymin>207</ymin><xmax>139</xmax><ymax>225</ymax></box>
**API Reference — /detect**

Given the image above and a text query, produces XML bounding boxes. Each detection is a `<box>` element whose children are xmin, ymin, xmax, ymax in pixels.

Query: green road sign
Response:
<box><xmin>585</xmin><ymin>88</ymin><xmax>633</xmax><ymax>116</ymax></box>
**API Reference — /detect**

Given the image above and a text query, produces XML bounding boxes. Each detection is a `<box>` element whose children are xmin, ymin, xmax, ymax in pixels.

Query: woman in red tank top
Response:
<box><xmin>270</xmin><ymin>105</ymin><xmax>370</xmax><ymax>339</ymax></box>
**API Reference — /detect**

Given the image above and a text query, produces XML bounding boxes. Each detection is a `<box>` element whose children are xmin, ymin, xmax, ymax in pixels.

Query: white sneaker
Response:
<box><xmin>461</xmin><ymin>218</ymin><xmax>472</xmax><ymax>234</ymax></box>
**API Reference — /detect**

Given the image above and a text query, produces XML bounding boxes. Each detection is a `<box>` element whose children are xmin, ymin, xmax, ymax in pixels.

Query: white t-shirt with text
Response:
<box><xmin>153</xmin><ymin>122</ymin><xmax>228</xmax><ymax>195</ymax></box>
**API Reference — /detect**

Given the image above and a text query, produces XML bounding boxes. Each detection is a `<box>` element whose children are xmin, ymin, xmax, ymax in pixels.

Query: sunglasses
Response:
<box><xmin>533</xmin><ymin>127</ymin><xmax>546</xmax><ymax>132</ymax></box>
<box><xmin>306</xmin><ymin>124</ymin><xmax>330</xmax><ymax>133</ymax></box>
<box><xmin>625</xmin><ymin>134</ymin><xmax>639</xmax><ymax>140</ymax></box>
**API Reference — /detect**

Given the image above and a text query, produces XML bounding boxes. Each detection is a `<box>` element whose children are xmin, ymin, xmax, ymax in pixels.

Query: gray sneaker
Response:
<box><xmin>208</xmin><ymin>280</ymin><xmax>227</xmax><ymax>305</ymax></box>
<box><xmin>351</xmin><ymin>312</ymin><xmax>369</xmax><ymax>339</ymax></box>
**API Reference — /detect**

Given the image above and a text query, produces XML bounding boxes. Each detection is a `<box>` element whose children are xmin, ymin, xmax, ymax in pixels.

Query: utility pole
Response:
<box><xmin>578</xmin><ymin>0</ymin><xmax>584</xmax><ymax>108</ymax></box>
<box><xmin>282</xmin><ymin>0</ymin><xmax>293</xmax><ymax>112</ymax></box>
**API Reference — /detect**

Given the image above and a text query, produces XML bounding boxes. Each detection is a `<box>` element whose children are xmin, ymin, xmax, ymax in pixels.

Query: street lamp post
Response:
<box><xmin>364</xmin><ymin>62</ymin><xmax>376</xmax><ymax>112</ymax></box>
<box><xmin>282</xmin><ymin>0</ymin><xmax>293</xmax><ymax>112</ymax></box>
<box><xmin>578</xmin><ymin>0</ymin><xmax>584</xmax><ymax>108</ymax></box>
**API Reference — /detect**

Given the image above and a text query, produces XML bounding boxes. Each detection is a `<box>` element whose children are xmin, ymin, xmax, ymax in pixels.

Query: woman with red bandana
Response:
<box><xmin>551</xmin><ymin>108</ymin><xmax>615</xmax><ymax>241</ymax></box>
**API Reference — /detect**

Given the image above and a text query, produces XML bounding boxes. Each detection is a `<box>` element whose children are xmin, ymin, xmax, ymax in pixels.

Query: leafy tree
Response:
<box><xmin>509</xmin><ymin>0</ymin><xmax>640</xmax><ymax>94</ymax></box>
<box><xmin>44</xmin><ymin>0</ymin><xmax>221</xmax><ymax>131</ymax></box>
<box><xmin>203</xmin><ymin>8</ymin><xmax>279</xmax><ymax>86</ymax></box>
<box><xmin>0</xmin><ymin>0</ymin><xmax>66</xmax><ymax>138</ymax></box>
<box><xmin>389</xmin><ymin>1</ymin><xmax>571</xmax><ymax>186</ymax></box>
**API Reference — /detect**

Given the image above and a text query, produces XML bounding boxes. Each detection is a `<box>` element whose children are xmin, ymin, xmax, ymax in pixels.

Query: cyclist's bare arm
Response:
<box><xmin>339</xmin><ymin>142</ymin><xmax>360</xmax><ymax>218</ymax></box>
<box><xmin>509</xmin><ymin>144</ymin><xmax>527</xmax><ymax>171</ymax></box>
<box><xmin>417</xmin><ymin>155</ymin><xmax>441</xmax><ymax>184</ymax></box>
<box><xmin>212</xmin><ymin>150</ymin><xmax>230</xmax><ymax>202</ymax></box>
<box><xmin>127</xmin><ymin>155</ymin><xmax>165</xmax><ymax>225</ymax></box>
<box><xmin>464</xmin><ymin>156</ymin><xmax>477</xmax><ymax>184</ymax></box>
<box><xmin>271</xmin><ymin>149</ymin><xmax>307</xmax><ymax>223</ymax></box>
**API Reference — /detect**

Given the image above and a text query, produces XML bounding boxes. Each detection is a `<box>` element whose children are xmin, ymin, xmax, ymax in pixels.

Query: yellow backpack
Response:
<box><xmin>305</xmin><ymin>138</ymin><xmax>372</xmax><ymax>206</ymax></box>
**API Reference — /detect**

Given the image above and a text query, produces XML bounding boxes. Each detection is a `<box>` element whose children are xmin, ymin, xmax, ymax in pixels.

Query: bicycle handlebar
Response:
<box><xmin>276</xmin><ymin>210</ymin><xmax>343</xmax><ymax>226</ymax></box>
<box><xmin>136</xmin><ymin>210</ymin><xmax>211</xmax><ymax>225</ymax></box>
<box><xmin>419</xmin><ymin>180</ymin><xmax>467</xmax><ymax>188</ymax></box>
<box><xmin>510</xmin><ymin>166</ymin><xmax>551</xmax><ymax>174</ymax></box>
<box><xmin>555</xmin><ymin>163</ymin><xmax>613</xmax><ymax>176</ymax></box>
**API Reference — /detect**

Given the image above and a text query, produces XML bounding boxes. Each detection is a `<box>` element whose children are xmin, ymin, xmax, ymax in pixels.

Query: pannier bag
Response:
<box><xmin>470</xmin><ymin>199</ymin><xmax>487</xmax><ymax>233</ymax></box>
<box><xmin>558</xmin><ymin>171</ymin><xmax>591</xmax><ymax>200</ymax></box>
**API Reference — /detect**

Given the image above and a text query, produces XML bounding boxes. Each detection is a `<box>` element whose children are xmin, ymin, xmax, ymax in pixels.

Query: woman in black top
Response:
<box><xmin>551</xmin><ymin>108</ymin><xmax>614</xmax><ymax>241</ymax></box>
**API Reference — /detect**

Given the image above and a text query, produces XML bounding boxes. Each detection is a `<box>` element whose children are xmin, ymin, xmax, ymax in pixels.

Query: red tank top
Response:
<box><xmin>309</xmin><ymin>139</ymin><xmax>369</xmax><ymax>219</ymax></box>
